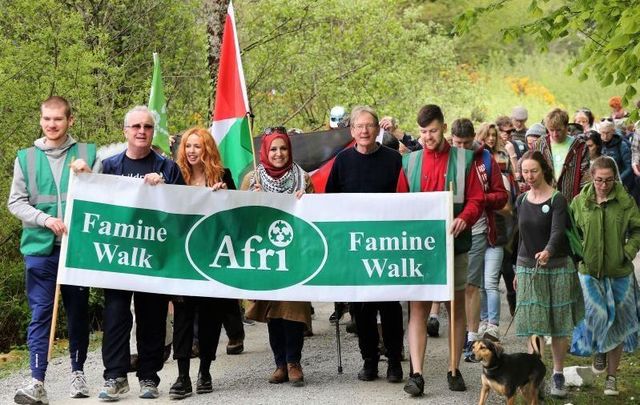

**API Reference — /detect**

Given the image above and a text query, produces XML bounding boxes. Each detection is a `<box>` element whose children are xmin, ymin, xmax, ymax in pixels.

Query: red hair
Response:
<box><xmin>177</xmin><ymin>127</ymin><xmax>225</xmax><ymax>186</ymax></box>
<box><xmin>608</xmin><ymin>96</ymin><xmax>622</xmax><ymax>109</ymax></box>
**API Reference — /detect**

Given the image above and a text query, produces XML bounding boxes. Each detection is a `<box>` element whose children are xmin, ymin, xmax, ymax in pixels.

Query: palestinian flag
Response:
<box><xmin>211</xmin><ymin>1</ymin><xmax>253</xmax><ymax>186</ymax></box>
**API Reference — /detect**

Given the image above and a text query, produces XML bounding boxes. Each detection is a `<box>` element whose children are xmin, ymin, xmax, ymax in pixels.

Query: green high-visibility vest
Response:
<box><xmin>17</xmin><ymin>142</ymin><xmax>96</xmax><ymax>256</ymax></box>
<box><xmin>402</xmin><ymin>146</ymin><xmax>474</xmax><ymax>254</ymax></box>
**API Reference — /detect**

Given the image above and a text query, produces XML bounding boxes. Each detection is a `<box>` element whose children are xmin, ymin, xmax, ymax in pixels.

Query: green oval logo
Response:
<box><xmin>185</xmin><ymin>206</ymin><xmax>327</xmax><ymax>290</ymax></box>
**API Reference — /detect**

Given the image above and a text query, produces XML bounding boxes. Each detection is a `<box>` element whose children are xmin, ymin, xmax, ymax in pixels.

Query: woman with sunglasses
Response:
<box><xmin>569</xmin><ymin>156</ymin><xmax>640</xmax><ymax>396</ymax></box>
<box><xmin>168</xmin><ymin>127</ymin><xmax>244</xmax><ymax>399</ymax></box>
<box><xmin>241</xmin><ymin>127</ymin><xmax>313</xmax><ymax>387</ymax></box>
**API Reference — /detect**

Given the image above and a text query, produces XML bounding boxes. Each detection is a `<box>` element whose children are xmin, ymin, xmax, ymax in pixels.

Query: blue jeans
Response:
<box><xmin>25</xmin><ymin>246</ymin><xmax>90</xmax><ymax>381</ymax></box>
<box><xmin>268</xmin><ymin>318</ymin><xmax>305</xmax><ymax>366</ymax></box>
<box><xmin>480</xmin><ymin>246</ymin><xmax>504</xmax><ymax>326</ymax></box>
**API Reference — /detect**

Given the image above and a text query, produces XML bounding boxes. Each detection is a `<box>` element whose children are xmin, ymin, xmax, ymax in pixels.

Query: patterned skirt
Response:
<box><xmin>515</xmin><ymin>261</ymin><xmax>584</xmax><ymax>337</ymax></box>
<box><xmin>570</xmin><ymin>272</ymin><xmax>640</xmax><ymax>356</ymax></box>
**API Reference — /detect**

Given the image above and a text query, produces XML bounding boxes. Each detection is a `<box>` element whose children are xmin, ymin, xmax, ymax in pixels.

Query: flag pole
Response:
<box><xmin>247</xmin><ymin>112</ymin><xmax>258</xmax><ymax>175</ymax></box>
<box><xmin>47</xmin><ymin>285</ymin><xmax>61</xmax><ymax>361</ymax></box>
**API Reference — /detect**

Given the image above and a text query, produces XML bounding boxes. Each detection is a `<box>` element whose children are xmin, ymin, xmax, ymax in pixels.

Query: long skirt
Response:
<box><xmin>515</xmin><ymin>260</ymin><xmax>584</xmax><ymax>337</ymax></box>
<box><xmin>571</xmin><ymin>272</ymin><xmax>640</xmax><ymax>356</ymax></box>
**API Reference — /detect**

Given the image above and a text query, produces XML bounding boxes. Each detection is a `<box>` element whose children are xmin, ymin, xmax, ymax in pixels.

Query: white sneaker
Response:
<box><xmin>604</xmin><ymin>375</ymin><xmax>619</xmax><ymax>396</ymax></box>
<box><xmin>70</xmin><ymin>370</ymin><xmax>89</xmax><ymax>398</ymax></box>
<box><xmin>477</xmin><ymin>321</ymin><xmax>488</xmax><ymax>336</ymax></box>
<box><xmin>483</xmin><ymin>324</ymin><xmax>501</xmax><ymax>342</ymax></box>
<box><xmin>14</xmin><ymin>379</ymin><xmax>49</xmax><ymax>404</ymax></box>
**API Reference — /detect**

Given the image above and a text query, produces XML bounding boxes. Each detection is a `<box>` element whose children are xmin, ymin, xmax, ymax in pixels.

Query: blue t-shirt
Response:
<box><xmin>121</xmin><ymin>152</ymin><xmax>156</xmax><ymax>179</ymax></box>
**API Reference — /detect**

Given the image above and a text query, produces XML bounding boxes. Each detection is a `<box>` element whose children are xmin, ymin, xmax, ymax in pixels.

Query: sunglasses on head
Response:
<box><xmin>600</xmin><ymin>117</ymin><xmax>614</xmax><ymax>122</ymax></box>
<box><xmin>263</xmin><ymin>126</ymin><xmax>287</xmax><ymax>135</ymax></box>
<box><xmin>576</xmin><ymin>108</ymin><xmax>591</xmax><ymax>114</ymax></box>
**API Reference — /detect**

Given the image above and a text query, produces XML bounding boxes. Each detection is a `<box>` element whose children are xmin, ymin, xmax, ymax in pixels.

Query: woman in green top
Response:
<box><xmin>570</xmin><ymin>156</ymin><xmax>640</xmax><ymax>396</ymax></box>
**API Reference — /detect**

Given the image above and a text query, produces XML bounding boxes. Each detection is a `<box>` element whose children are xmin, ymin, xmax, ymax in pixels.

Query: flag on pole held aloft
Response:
<box><xmin>149</xmin><ymin>52</ymin><xmax>170</xmax><ymax>155</ymax></box>
<box><xmin>211</xmin><ymin>1</ymin><xmax>253</xmax><ymax>186</ymax></box>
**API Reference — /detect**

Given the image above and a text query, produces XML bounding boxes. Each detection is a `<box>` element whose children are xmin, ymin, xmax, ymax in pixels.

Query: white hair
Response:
<box><xmin>123</xmin><ymin>105</ymin><xmax>155</xmax><ymax>127</ymax></box>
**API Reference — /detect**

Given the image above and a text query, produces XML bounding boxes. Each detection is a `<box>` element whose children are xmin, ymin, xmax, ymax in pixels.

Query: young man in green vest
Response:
<box><xmin>8</xmin><ymin>96</ymin><xmax>99</xmax><ymax>404</ymax></box>
<box><xmin>398</xmin><ymin>104</ymin><xmax>484</xmax><ymax>397</ymax></box>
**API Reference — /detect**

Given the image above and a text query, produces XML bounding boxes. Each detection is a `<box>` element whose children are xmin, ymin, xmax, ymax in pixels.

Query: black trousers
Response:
<box><xmin>352</xmin><ymin>301</ymin><xmax>403</xmax><ymax>362</ymax></box>
<box><xmin>102</xmin><ymin>289</ymin><xmax>168</xmax><ymax>385</ymax></box>
<box><xmin>173</xmin><ymin>297</ymin><xmax>224</xmax><ymax>366</ymax></box>
<box><xmin>221</xmin><ymin>299</ymin><xmax>245</xmax><ymax>341</ymax></box>
<box><xmin>267</xmin><ymin>318</ymin><xmax>304</xmax><ymax>367</ymax></box>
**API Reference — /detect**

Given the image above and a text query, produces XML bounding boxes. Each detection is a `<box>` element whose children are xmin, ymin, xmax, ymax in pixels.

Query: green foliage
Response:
<box><xmin>456</xmin><ymin>0</ymin><xmax>640</xmax><ymax>117</ymax></box>
<box><xmin>237</xmin><ymin>0</ymin><xmax>478</xmax><ymax>131</ymax></box>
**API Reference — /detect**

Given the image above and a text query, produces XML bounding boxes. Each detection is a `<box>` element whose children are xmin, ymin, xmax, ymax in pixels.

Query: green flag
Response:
<box><xmin>149</xmin><ymin>52</ymin><xmax>170</xmax><ymax>155</ymax></box>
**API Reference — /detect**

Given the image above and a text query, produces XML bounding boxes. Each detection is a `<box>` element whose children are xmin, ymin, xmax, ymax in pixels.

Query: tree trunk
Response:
<box><xmin>204</xmin><ymin>0</ymin><xmax>229</xmax><ymax>119</ymax></box>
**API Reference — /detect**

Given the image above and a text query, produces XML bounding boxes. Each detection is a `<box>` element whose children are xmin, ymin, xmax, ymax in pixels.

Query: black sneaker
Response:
<box><xmin>447</xmin><ymin>369</ymin><xmax>467</xmax><ymax>391</ymax></box>
<box><xmin>357</xmin><ymin>359</ymin><xmax>378</xmax><ymax>381</ymax></box>
<box><xmin>463</xmin><ymin>340</ymin><xmax>478</xmax><ymax>363</ymax></box>
<box><xmin>427</xmin><ymin>317</ymin><xmax>440</xmax><ymax>337</ymax></box>
<box><xmin>386</xmin><ymin>361</ymin><xmax>403</xmax><ymax>383</ymax></box>
<box><xmin>196</xmin><ymin>372</ymin><xmax>213</xmax><ymax>394</ymax></box>
<box><xmin>403</xmin><ymin>373</ymin><xmax>424</xmax><ymax>396</ymax></box>
<box><xmin>169</xmin><ymin>376</ymin><xmax>193</xmax><ymax>400</ymax></box>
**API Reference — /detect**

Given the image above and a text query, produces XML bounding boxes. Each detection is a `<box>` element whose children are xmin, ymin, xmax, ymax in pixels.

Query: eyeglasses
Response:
<box><xmin>126</xmin><ymin>123</ymin><xmax>154</xmax><ymax>131</ymax></box>
<box><xmin>263</xmin><ymin>126</ymin><xmax>287</xmax><ymax>135</ymax></box>
<box><xmin>500</xmin><ymin>128</ymin><xmax>514</xmax><ymax>135</ymax></box>
<box><xmin>353</xmin><ymin>123</ymin><xmax>378</xmax><ymax>131</ymax></box>
<box><xmin>594</xmin><ymin>177</ymin><xmax>615</xmax><ymax>185</ymax></box>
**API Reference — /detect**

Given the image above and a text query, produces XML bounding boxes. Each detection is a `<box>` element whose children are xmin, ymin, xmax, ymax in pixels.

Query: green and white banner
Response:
<box><xmin>59</xmin><ymin>173</ymin><xmax>454</xmax><ymax>301</ymax></box>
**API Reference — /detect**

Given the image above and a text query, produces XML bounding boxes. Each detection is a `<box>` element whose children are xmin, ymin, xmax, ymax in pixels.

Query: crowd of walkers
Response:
<box><xmin>7</xmin><ymin>95</ymin><xmax>640</xmax><ymax>403</ymax></box>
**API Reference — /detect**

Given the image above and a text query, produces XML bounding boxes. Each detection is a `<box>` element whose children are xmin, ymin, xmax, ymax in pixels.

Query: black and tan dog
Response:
<box><xmin>472</xmin><ymin>335</ymin><xmax>546</xmax><ymax>404</ymax></box>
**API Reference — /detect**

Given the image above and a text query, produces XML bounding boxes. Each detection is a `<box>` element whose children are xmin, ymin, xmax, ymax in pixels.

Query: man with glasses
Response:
<box><xmin>71</xmin><ymin>105</ymin><xmax>184</xmax><ymax>401</ymax></box>
<box><xmin>325</xmin><ymin>105</ymin><xmax>405</xmax><ymax>384</ymax></box>
<box><xmin>533</xmin><ymin>108</ymin><xmax>590</xmax><ymax>200</ymax></box>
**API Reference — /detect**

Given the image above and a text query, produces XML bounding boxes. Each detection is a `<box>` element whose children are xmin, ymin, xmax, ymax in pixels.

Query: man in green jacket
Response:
<box><xmin>8</xmin><ymin>96</ymin><xmax>100</xmax><ymax>404</ymax></box>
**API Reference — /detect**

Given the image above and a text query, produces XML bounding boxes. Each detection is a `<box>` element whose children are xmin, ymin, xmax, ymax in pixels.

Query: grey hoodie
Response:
<box><xmin>7</xmin><ymin>135</ymin><xmax>101</xmax><ymax>236</ymax></box>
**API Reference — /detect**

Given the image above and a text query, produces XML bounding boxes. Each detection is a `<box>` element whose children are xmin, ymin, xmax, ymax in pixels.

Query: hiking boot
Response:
<box><xmin>196</xmin><ymin>372</ymin><xmax>213</xmax><ymax>394</ymax></box>
<box><xmin>287</xmin><ymin>363</ymin><xmax>305</xmax><ymax>387</ymax></box>
<box><xmin>14</xmin><ymin>379</ymin><xmax>49</xmax><ymax>405</ymax></box>
<box><xmin>357</xmin><ymin>358</ymin><xmax>378</xmax><ymax>381</ymax></box>
<box><xmin>303</xmin><ymin>324</ymin><xmax>314</xmax><ymax>338</ymax></box>
<box><xmin>329</xmin><ymin>303</ymin><xmax>346</xmax><ymax>324</ymax></box>
<box><xmin>138</xmin><ymin>379</ymin><xmax>159</xmax><ymax>399</ymax></box>
<box><xmin>69</xmin><ymin>370</ymin><xmax>89</xmax><ymax>398</ymax></box>
<box><xmin>604</xmin><ymin>375</ymin><xmax>619</xmax><ymax>396</ymax></box>
<box><xmin>169</xmin><ymin>376</ymin><xmax>192</xmax><ymax>400</ymax></box>
<box><xmin>226</xmin><ymin>339</ymin><xmax>244</xmax><ymax>355</ymax></box>
<box><xmin>268</xmin><ymin>366</ymin><xmax>289</xmax><ymax>384</ymax></box>
<box><xmin>592</xmin><ymin>352</ymin><xmax>607</xmax><ymax>374</ymax></box>
<box><xmin>98</xmin><ymin>377</ymin><xmax>129</xmax><ymax>401</ymax></box>
<box><xmin>550</xmin><ymin>373</ymin><xmax>567</xmax><ymax>398</ymax></box>
<box><xmin>403</xmin><ymin>373</ymin><xmax>424</xmax><ymax>396</ymax></box>
<box><xmin>386</xmin><ymin>361</ymin><xmax>403</xmax><ymax>383</ymax></box>
<box><xmin>483</xmin><ymin>324</ymin><xmax>501</xmax><ymax>342</ymax></box>
<box><xmin>463</xmin><ymin>340</ymin><xmax>478</xmax><ymax>363</ymax></box>
<box><xmin>427</xmin><ymin>316</ymin><xmax>440</xmax><ymax>337</ymax></box>
<box><xmin>447</xmin><ymin>369</ymin><xmax>467</xmax><ymax>391</ymax></box>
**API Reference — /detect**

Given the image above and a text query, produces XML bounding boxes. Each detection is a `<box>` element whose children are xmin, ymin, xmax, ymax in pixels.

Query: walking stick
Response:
<box><xmin>334</xmin><ymin>303</ymin><xmax>343</xmax><ymax>374</ymax></box>
<box><xmin>47</xmin><ymin>284</ymin><xmax>61</xmax><ymax>360</ymax></box>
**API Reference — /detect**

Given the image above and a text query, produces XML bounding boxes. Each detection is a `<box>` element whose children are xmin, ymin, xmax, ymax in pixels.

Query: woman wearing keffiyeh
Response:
<box><xmin>241</xmin><ymin>127</ymin><xmax>314</xmax><ymax>387</ymax></box>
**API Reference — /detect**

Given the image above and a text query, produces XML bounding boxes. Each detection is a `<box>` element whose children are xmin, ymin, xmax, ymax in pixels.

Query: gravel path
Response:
<box><xmin>0</xmin><ymin>295</ymin><xmax>525</xmax><ymax>404</ymax></box>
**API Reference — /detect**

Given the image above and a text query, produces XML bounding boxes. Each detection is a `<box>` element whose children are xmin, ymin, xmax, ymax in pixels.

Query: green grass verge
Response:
<box><xmin>538</xmin><ymin>348</ymin><xmax>640</xmax><ymax>404</ymax></box>
<box><xmin>0</xmin><ymin>332</ymin><xmax>102</xmax><ymax>380</ymax></box>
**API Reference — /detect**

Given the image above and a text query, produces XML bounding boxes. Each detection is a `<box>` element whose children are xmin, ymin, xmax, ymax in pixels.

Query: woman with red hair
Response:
<box><xmin>169</xmin><ymin>127</ymin><xmax>244</xmax><ymax>399</ymax></box>
<box><xmin>241</xmin><ymin>127</ymin><xmax>314</xmax><ymax>387</ymax></box>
